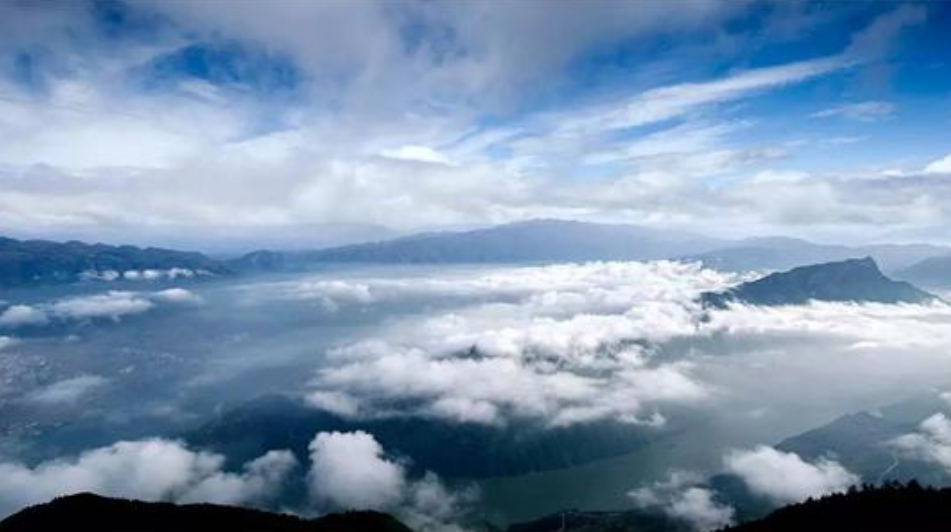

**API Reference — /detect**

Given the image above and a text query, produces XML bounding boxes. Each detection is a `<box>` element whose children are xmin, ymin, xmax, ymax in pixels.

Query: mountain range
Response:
<box><xmin>229</xmin><ymin>220</ymin><xmax>951</xmax><ymax>276</ymax></box>
<box><xmin>227</xmin><ymin>219</ymin><xmax>728</xmax><ymax>271</ymax></box>
<box><xmin>3</xmin><ymin>220</ymin><xmax>951</xmax><ymax>288</ymax></box>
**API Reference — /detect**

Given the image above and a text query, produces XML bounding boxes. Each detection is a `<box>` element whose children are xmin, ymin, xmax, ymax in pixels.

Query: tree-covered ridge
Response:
<box><xmin>721</xmin><ymin>481</ymin><xmax>951</xmax><ymax>532</ymax></box>
<box><xmin>0</xmin><ymin>236</ymin><xmax>228</xmax><ymax>287</ymax></box>
<box><xmin>0</xmin><ymin>492</ymin><xmax>412</xmax><ymax>532</ymax></box>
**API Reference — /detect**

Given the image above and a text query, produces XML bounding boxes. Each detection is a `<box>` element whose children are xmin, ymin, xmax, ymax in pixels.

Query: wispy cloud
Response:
<box><xmin>811</xmin><ymin>101</ymin><xmax>895</xmax><ymax>122</ymax></box>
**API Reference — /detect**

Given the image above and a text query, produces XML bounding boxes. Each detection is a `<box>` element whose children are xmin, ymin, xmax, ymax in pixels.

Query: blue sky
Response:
<box><xmin>0</xmin><ymin>0</ymin><xmax>949</xmax><ymax>248</ymax></box>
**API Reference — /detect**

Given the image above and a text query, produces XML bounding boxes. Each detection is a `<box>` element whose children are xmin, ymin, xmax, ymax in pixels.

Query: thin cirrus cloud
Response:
<box><xmin>810</xmin><ymin>101</ymin><xmax>895</xmax><ymax>122</ymax></box>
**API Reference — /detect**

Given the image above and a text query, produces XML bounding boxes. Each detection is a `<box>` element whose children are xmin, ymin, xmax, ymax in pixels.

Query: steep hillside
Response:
<box><xmin>703</xmin><ymin>258</ymin><xmax>936</xmax><ymax>307</ymax></box>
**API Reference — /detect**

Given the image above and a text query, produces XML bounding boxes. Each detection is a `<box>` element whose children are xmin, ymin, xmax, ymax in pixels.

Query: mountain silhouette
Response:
<box><xmin>703</xmin><ymin>257</ymin><xmax>935</xmax><ymax>307</ymax></box>
<box><xmin>721</xmin><ymin>482</ymin><xmax>951</xmax><ymax>532</ymax></box>
<box><xmin>0</xmin><ymin>493</ymin><xmax>412</xmax><ymax>532</ymax></box>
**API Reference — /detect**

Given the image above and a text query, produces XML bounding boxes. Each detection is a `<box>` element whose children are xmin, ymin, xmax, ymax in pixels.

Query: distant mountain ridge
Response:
<box><xmin>0</xmin><ymin>237</ymin><xmax>229</xmax><ymax>287</ymax></box>
<box><xmin>703</xmin><ymin>257</ymin><xmax>936</xmax><ymax>307</ymax></box>
<box><xmin>0</xmin><ymin>493</ymin><xmax>411</xmax><ymax>532</ymax></box>
<box><xmin>229</xmin><ymin>219</ymin><xmax>728</xmax><ymax>271</ymax></box>
<box><xmin>4</xmin><ymin>220</ymin><xmax>951</xmax><ymax>286</ymax></box>
<box><xmin>895</xmin><ymin>255</ymin><xmax>951</xmax><ymax>289</ymax></box>
<box><xmin>229</xmin><ymin>220</ymin><xmax>951</xmax><ymax>274</ymax></box>
<box><xmin>776</xmin><ymin>389</ymin><xmax>951</xmax><ymax>487</ymax></box>
<box><xmin>686</xmin><ymin>237</ymin><xmax>948</xmax><ymax>274</ymax></box>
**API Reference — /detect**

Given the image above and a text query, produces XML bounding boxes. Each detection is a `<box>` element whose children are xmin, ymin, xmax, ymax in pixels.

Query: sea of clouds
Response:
<box><xmin>5</xmin><ymin>261</ymin><xmax>951</xmax><ymax>530</ymax></box>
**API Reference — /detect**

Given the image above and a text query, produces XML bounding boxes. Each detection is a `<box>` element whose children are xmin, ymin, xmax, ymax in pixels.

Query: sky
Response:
<box><xmin>1</xmin><ymin>0</ymin><xmax>950</xmax><ymax>249</ymax></box>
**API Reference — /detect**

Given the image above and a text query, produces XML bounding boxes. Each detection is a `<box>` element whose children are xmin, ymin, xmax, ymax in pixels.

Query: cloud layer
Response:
<box><xmin>296</xmin><ymin>260</ymin><xmax>951</xmax><ymax>434</ymax></box>
<box><xmin>303</xmin><ymin>261</ymin><xmax>732</xmax><ymax>427</ymax></box>
<box><xmin>0</xmin><ymin>288</ymin><xmax>201</xmax><ymax>329</ymax></box>
<box><xmin>0</xmin><ymin>2</ymin><xmax>945</xmax><ymax>246</ymax></box>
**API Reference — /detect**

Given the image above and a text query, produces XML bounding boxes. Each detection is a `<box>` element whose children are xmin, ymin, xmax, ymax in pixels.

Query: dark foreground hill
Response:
<box><xmin>509</xmin><ymin>484</ymin><xmax>951</xmax><ymax>532</ymax></box>
<box><xmin>722</xmin><ymin>482</ymin><xmax>951</xmax><ymax>532</ymax></box>
<box><xmin>0</xmin><ymin>236</ymin><xmax>228</xmax><ymax>287</ymax></box>
<box><xmin>0</xmin><ymin>493</ymin><xmax>411</xmax><ymax>532</ymax></box>
<box><xmin>703</xmin><ymin>257</ymin><xmax>936</xmax><ymax>307</ymax></box>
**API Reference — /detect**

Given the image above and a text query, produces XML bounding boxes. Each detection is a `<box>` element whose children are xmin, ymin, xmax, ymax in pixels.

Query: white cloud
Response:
<box><xmin>0</xmin><ymin>3</ymin><xmax>938</xmax><ymax>243</ymax></box>
<box><xmin>0</xmin><ymin>305</ymin><xmax>48</xmax><ymax>328</ymax></box>
<box><xmin>0</xmin><ymin>439</ymin><xmax>297</xmax><ymax>519</ymax></box>
<box><xmin>381</xmin><ymin>145</ymin><xmax>452</xmax><ymax>166</ymax></box>
<box><xmin>293</xmin><ymin>261</ymin><xmax>951</xmax><ymax>431</ymax></box>
<box><xmin>307</xmin><ymin>430</ymin><xmax>405</xmax><ymax>510</ymax></box>
<box><xmin>0</xmin><ymin>288</ymin><xmax>203</xmax><ymax>328</ymax></box>
<box><xmin>724</xmin><ymin>446</ymin><xmax>858</xmax><ymax>504</ymax></box>
<box><xmin>50</xmin><ymin>291</ymin><xmax>155</xmax><ymax>321</ymax></box>
<box><xmin>889</xmin><ymin>413</ymin><xmax>951</xmax><ymax>472</ymax></box>
<box><xmin>630</xmin><ymin>472</ymin><xmax>735</xmax><ymax>531</ymax></box>
<box><xmin>924</xmin><ymin>154</ymin><xmax>951</xmax><ymax>175</ymax></box>
<box><xmin>306</xmin><ymin>431</ymin><xmax>472</xmax><ymax>531</ymax></box>
<box><xmin>151</xmin><ymin>288</ymin><xmax>204</xmax><ymax>305</ymax></box>
<box><xmin>304</xmin><ymin>261</ymin><xmax>729</xmax><ymax>427</ymax></box>
<box><xmin>24</xmin><ymin>375</ymin><xmax>109</xmax><ymax>406</ymax></box>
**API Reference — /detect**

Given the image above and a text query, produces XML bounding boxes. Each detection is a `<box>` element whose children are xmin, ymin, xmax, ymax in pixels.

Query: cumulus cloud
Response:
<box><xmin>307</xmin><ymin>431</ymin><xmax>405</xmax><ymax>510</ymax></box>
<box><xmin>630</xmin><ymin>472</ymin><xmax>735</xmax><ymax>531</ymax></box>
<box><xmin>889</xmin><ymin>413</ymin><xmax>951</xmax><ymax>472</ymax></box>
<box><xmin>0</xmin><ymin>439</ymin><xmax>297</xmax><ymax>519</ymax></box>
<box><xmin>307</xmin><ymin>431</ymin><xmax>473</xmax><ymax>531</ymax></box>
<box><xmin>724</xmin><ymin>446</ymin><xmax>858</xmax><ymax>504</ymax></box>
<box><xmin>304</xmin><ymin>261</ymin><xmax>729</xmax><ymax>427</ymax></box>
<box><xmin>24</xmin><ymin>374</ymin><xmax>109</xmax><ymax>406</ymax></box>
